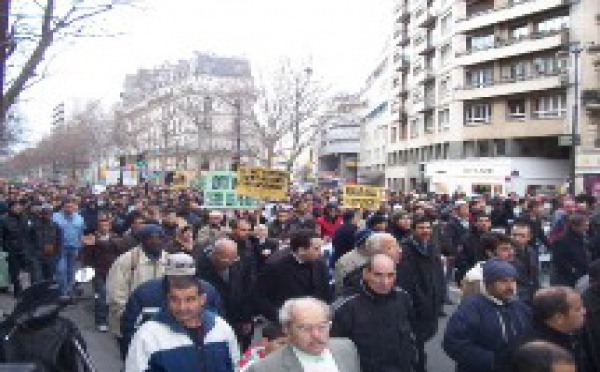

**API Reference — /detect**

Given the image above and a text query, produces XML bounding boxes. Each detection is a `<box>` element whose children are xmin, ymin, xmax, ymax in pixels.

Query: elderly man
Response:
<box><xmin>332</xmin><ymin>254</ymin><xmax>416</xmax><ymax>372</ymax></box>
<box><xmin>250</xmin><ymin>224</ymin><xmax>279</xmax><ymax>271</ymax></box>
<box><xmin>246</xmin><ymin>297</ymin><xmax>361</xmax><ymax>372</ymax></box>
<box><xmin>197</xmin><ymin>210</ymin><xmax>229</xmax><ymax>251</ymax></box>
<box><xmin>125</xmin><ymin>274</ymin><xmax>240</xmax><ymax>372</ymax></box>
<box><xmin>197</xmin><ymin>237</ymin><xmax>255</xmax><ymax>349</ymax></box>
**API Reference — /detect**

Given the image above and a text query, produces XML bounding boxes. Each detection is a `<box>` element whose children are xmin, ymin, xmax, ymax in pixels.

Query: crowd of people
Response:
<box><xmin>0</xmin><ymin>182</ymin><xmax>599</xmax><ymax>372</ymax></box>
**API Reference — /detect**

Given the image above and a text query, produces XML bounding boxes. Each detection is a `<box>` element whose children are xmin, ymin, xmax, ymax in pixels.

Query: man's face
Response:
<box><xmin>255</xmin><ymin>225</ymin><xmax>268</xmax><ymax>239</ymax></box>
<box><xmin>298</xmin><ymin>237</ymin><xmax>322</xmax><ymax>261</ymax></box>
<box><xmin>373</xmin><ymin>222</ymin><xmax>387</xmax><ymax>232</ymax></box>
<box><xmin>142</xmin><ymin>234</ymin><xmax>164</xmax><ymax>254</ymax></box>
<box><xmin>486</xmin><ymin>277</ymin><xmax>516</xmax><ymax>302</ymax></box>
<box><xmin>573</xmin><ymin>221</ymin><xmax>590</xmax><ymax>235</ymax></box>
<box><xmin>168</xmin><ymin>286</ymin><xmax>206</xmax><ymax>328</ymax></box>
<box><xmin>511</xmin><ymin>226</ymin><xmax>531</xmax><ymax>249</ymax></box>
<box><xmin>234</xmin><ymin>221</ymin><xmax>251</xmax><ymax>239</ymax></box>
<box><xmin>98</xmin><ymin>220</ymin><xmax>111</xmax><ymax>234</ymax></box>
<box><xmin>10</xmin><ymin>204</ymin><xmax>24</xmax><ymax>215</ymax></box>
<box><xmin>475</xmin><ymin>217</ymin><xmax>491</xmax><ymax>232</ymax></box>
<box><xmin>414</xmin><ymin>222</ymin><xmax>432</xmax><ymax>241</ymax></box>
<box><xmin>378</xmin><ymin>236</ymin><xmax>401</xmax><ymax>264</ymax></box>
<box><xmin>458</xmin><ymin>204</ymin><xmax>470</xmax><ymax>218</ymax></box>
<box><xmin>63</xmin><ymin>202</ymin><xmax>76</xmax><ymax>215</ymax></box>
<box><xmin>495</xmin><ymin>243</ymin><xmax>515</xmax><ymax>261</ymax></box>
<box><xmin>208</xmin><ymin>213</ymin><xmax>222</xmax><ymax>227</ymax></box>
<box><xmin>287</xmin><ymin>306</ymin><xmax>330</xmax><ymax>355</ymax></box>
<box><xmin>211</xmin><ymin>244</ymin><xmax>240</xmax><ymax>271</ymax></box>
<box><xmin>277</xmin><ymin>211</ymin><xmax>289</xmax><ymax>222</ymax></box>
<box><xmin>559</xmin><ymin>292</ymin><xmax>586</xmax><ymax>333</ymax></box>
<box><xmin>364</xmin><ymin>259</ymin><xmax>396</xmax><ymax>295</ymax></box>
<box><xmin>398</xmin><ymin>216</ymin><xmax>411</xmax><ymax>230</ymax></box>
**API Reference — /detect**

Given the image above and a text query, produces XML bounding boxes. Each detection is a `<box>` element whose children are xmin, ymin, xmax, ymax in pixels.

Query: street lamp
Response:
<box><xmin>558</xmin><ymin>42</ymin><xmax>582</xmax><ymax>195</ymax></box>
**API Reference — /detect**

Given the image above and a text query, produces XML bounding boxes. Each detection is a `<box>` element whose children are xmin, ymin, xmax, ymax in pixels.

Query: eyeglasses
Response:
<box><xmin>293</xmin><ymin>321</ymin><xmax>332</xmax><ymax>334</ymax></box>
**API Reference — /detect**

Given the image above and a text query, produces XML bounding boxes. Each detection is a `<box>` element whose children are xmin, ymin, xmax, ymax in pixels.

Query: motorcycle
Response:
<box><xmin>0</xmin><ymin>268</ymin><xmax>98</xmax><ymax>372</ymax></box>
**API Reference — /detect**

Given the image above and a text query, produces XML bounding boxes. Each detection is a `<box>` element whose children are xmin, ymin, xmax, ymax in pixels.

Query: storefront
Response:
<box><xmin>577</xmin><ymin>154</ymin><xmax>600</xmax><ymax>198</ymax></box>
<box><xmin>425</xmin><ymin>158</ymin><xmax>568</xmax><ymax>196</ymax></box>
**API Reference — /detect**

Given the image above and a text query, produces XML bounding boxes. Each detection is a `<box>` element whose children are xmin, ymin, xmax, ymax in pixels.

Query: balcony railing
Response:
<box><xmin>457</xmin><ymin>70</ymin><xmax>567</xmax><ymax>91</ymax></box>
<box><xmin>456</xmin><ymin>29</ymin><xmax>568</xmax><ymax>57</ymax></box>
<box><xmin>458</xmin><ymin>0</ymin><xmax>536</xmax><ymax>23</ymax></box>
<box><xmin>583</xmin><ymin>89</ymin><xmax>600</xmax><ymax>112</ymax></box>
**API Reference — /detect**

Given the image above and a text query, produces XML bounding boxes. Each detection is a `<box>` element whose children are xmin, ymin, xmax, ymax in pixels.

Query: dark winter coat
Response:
<box><xmin>442</xmin><ymin>294</ymin><xmax>531</xmax><ymax>372</ymax></box>
<box><xmin>331</xmin><ymin>281</ymin><xmax>417</xmax><ymax>372</ymax></box>
<box><xmin>254</xmin><ymin>249</ymin><xmax>332</xmax><ymax>321</ymax></box>
<box><xmin>397</xmin><ymin>236</ymin><xmax>445</xmax><ymax>342</ymax></box>
<box><xmin>551</xmin><ymin>230</ymin><xmax>591</xmax><ymax>287</ymax></box>
<box><xmin>1</xmin><ymin>211</ymin><xmax>34</xmax><ymax>254</ymax></box>
<box><xmin>81</xmin><ymin>233</ymin><xmax>128</xmax><ymax>279</ymax></box>
<box><xmin>583</xmin><ymin>287</ymin><xmax>600</xmax><ymax>372</ymax></box>
<box><xmin>331</xmin><ymin>222</ymin><xmax>358</xmax><ymax>264</ymax></box>
<box><xmin>29</xmin><ymin>216</ymin><xmax>62</xmax><ymax>259</ymax></box>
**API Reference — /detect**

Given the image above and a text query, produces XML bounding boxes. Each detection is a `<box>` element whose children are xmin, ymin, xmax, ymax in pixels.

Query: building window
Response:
<box><xmin>440</xmin><ymin>44</ymin><xmax>452</xmax><ymax>67</ymax></box>
<box><xmin>391</xmin><ymin>126</ymin><xmax>398</xmax><ymax>143</ymax></box>
<box><xmin>494</xmin><ymin>139</ymin><xmax>506</xmax><ymax>156</ymax></box>
<box><xmin>468</xmin><ymin>34</ymin><xmax>495</xmax><ymax>51</ymax></box>
<box><xmin>533</xmin><ymin>57</ymin><xmax>567</xmax><ymax>75</ymax></box>
<box><xmin>508</xmin><ymin>61</ymin><xmax>529</xmax><ymax>81</ymax></box>
<box><xmin>424</xmin><ymin>113</ymin><xmax>434</xmax><ymax>133</ymax></box>
<box><xmin>478</xmin><ymin>140</ymin><xmax>491</xmax><ymax>157</ymax></box>
<box><xmin>439</xmin><ymin>76</ymin><xmax>451</xmax><ymax>99</ymax></box>
<box><xmin>466</xmin><ymin>67</ymin><xmax>493</xmax><ymax>88</ymax></box>
<box><xmin>533</xmin><ymin>94</ymin><xmax>566</xmax><ymax>118</ymax></box>
<box><xmin>410</xmin><ymin>119</ymin><xmax>419</xmax><ymax>138</ymax></box>
<box><xmin>510</xmin><ymin>24</ymin><xmax>529</xmax><ymax>40</ymax></box>
<box><xmin>535</xmin><ymin>15</ymin><xmax>569</xmax><ymax>34</ymax></box>
<box><xmin>440</xmin><ymin>13</ymin><xmax>452</xmax><ymax>35</ymax></box>
<box><xmin>465</xmin><ymin>102</ymin><xmax>492</xmax><ymax>124</ymax></box>
<box><xmin>438</xmin><ymin>108</ymin><xmax>450</xmax><ymax>131</ymax></box>
<box><xmin>507</xmin><ymin>99</ymin><xmax>526</xmax><ymax>120</ymax></box>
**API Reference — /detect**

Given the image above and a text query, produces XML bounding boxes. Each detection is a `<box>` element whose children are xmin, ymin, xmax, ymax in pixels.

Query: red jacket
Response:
<box><xmin>316</xmin><ymin>216</ymin><xmax>342</xmax><ymax>238</ymax></box>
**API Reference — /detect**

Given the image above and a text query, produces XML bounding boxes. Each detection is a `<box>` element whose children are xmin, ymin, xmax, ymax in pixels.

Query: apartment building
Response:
<box><xmin>359</xmin><ymin>51</ymin><xmax>393</xmax><ymax>186</ymax></box>
<box><xmin>313</xmin><ymin>94</ymin><xmax>362</xmax><ymax>187</ymax></box>
<box><xmin>117</xmin><ymin>53</ymin><xmax>259</xmax><ymax>173</ymax></box>
<box><xmin>386</xmin><ymin>0</ymin><xmax>599</xmax><ymax>196</ymax></box>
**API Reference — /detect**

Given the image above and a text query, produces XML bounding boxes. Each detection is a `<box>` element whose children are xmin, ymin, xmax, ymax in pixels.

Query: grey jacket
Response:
<box><xmin>246</xmin><ymin>338</ymin><xmax>361</xmax><ymax>372</ymax></box>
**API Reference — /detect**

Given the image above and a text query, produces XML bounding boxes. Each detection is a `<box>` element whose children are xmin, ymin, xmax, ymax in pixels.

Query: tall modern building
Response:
<box><xmin>386</xmin><ymin>0</ymin><xmax>599</xmax><ymax>196</ymax></box>
<box><xmin>313</xmin><ymin>94</ymin><xmax>362</xmax><ymax>187</ymax></box>
<box><xmin>116</xmin><ymin>53</ymin><xmax>259</xmax><ymax>173</ymax></box>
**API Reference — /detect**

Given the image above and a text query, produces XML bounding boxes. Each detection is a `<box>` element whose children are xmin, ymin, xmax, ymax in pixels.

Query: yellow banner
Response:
<box><xmin>237</xmin><ymin>166</ymin><xmax>290</xmax><ymax>201</ymax></box>
<box><xmin>343</xmin><ymin>185</ymin><xmax>383</xmax><ymax>209</ymax></box>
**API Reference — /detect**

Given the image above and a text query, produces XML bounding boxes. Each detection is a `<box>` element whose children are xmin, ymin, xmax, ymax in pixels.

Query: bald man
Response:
<box><xmin>197</xmin><ymin>211</ymin><xmax>230</xmax><ymax>251</ymax></box>
<box><xmin>332</xmin><ymin>254</ymin><xmax>416</xmax><ymax>372</ymax></box>
<box><xmin>196</xmin><ymin>237</ymin><xmax>255</xmax><ymax>349</ymax></box>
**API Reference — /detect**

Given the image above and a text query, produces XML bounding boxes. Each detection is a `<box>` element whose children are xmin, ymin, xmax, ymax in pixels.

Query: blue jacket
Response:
<box><xmin>125</xmin><ymin>309</ymin><xmax>239</xmax><ymax>372</ymax></box>
<box><xmin>121</xmin><ymin>278</ymin><xmax>224</xmax><ymax>356</ymax></box>
<box><xmin>443</xmin><ymin>294</ymin><xmax>531</xmax><ymax>372</ymax></box>
<box><xmin>52</xmin><ymin>211</ymin><xmax>84</xmax><ymax>250</ymax></box>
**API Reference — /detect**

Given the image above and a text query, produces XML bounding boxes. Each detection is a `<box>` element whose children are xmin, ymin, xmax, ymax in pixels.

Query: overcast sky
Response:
<box><xmin>20</xmin><ymin>0</ymin><xmax>393</xmax><ymax>143</ymax></box>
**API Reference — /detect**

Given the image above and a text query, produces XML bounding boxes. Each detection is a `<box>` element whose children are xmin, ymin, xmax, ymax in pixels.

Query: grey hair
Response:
<box><xmin>364</xmin><ymin>232</ymin><xmax>395</xmax><ymax>253</ymax></box>
<box><xmin>278</xmin><ymin>297</ymin><xmax>332</xmax><ymax>326</ymax></box>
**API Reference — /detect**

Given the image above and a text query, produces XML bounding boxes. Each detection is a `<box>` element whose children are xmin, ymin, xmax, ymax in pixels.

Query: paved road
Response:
<box><xmin>0</xmin><ymin>283</ymin><xmax>458</xmax><ymax>372</ymax></box>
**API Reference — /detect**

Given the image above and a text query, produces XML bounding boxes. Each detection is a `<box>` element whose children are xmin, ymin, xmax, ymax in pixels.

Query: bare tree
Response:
<box><xmin>2</xmin><ymin>0</ymin><xmax>137</xmax><ymax>147</ymax></box>
<box><xmin>251</xmin><ymin>59</ymin><xmax>327</xmax><ymax>171</ymax></box>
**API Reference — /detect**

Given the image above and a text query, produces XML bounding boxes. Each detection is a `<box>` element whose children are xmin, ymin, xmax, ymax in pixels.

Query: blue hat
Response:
<box><xmin>482</xmin><ymin>258</ymin><xmax>518</xmax><ymax>283</ymax></box>
<box><xmin>355</xmin><ymin>229</ymin><xmax>373</xmax><ymax>248</ymax></box>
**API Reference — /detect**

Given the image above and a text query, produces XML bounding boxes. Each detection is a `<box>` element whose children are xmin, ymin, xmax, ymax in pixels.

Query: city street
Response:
<box><xmin>0</xmin><ymin>283</ymin><xmax>458</xmax><ymax>371</ymax></box>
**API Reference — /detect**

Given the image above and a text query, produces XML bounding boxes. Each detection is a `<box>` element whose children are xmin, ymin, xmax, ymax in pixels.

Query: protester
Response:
<box><xmin>582</xmin><ymin>259</ymin><xmax>600</xmax><ymax>372</ymax></box>
<box><xmin>316</xmin><ymin>203</ymin><xmax>342</xmax><ymax>240</ymax></box>
<box><xmin>196</xmin><ymin>210</ymin><xmax>229</xmax><ymax>251</ymax></box>
<box><xmin>245</xmin><ymin>297</ymin><xmax>361</xmax><ymax>372</ymax></box>
<box><xmin>125</xmin><ymin>274</ymin><xmax>240</xmax><ymax>372</ymax></box>
<box><xmin>239</xmin><ymin>321</ymin><xmax>287</xmax><ymax>371</ymax></box>
<box><xmin>254</xmin><ymin>229</ymin><xmax>331</xmax><ymax>321</ymax></box>
<box><xmin>511</xmin><ymin>221</ymin><xmax>541</xmax><ymax>303</ymax></box>
<box><xmin>510</xmin><ymin>341</ymin><xmax>576</xmax><ymax>372</ymax></box>
<box><xmin>551</xmin><ymin>214</ymin><xmax>591</xmax><ymax>287</ymax></box>
<box><xmin>332</xmin><ymin>254</ymin><xmax>417</xmax><ymax>372</ymax></box>
<box><xmin>53</xmin><ymin>197</ymin><xmax>85</xmax><ymax>300</ymax></box>
<box><xmin>331</xmin><ymin>210</ymin><xmax>359</xmax><ymax>265</ymax></box>
<box><xmin>29</xmin><ymin>203</ymin><xmax>61</xmax><ymax>282</ymax></box>
<box><xmin>249</xmin><ymin>224</ymin><xmax>279</xmax><ymax>271</ymax></box>
<box><xmin>443</xmin><ymin>258</ymin><xmax>531</xmax><ymax>372</ymax></box>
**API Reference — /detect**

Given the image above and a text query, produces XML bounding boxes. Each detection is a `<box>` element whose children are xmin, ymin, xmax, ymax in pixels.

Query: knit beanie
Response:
<box><xmin>482</xmin><ymin>258</ymin><xmax>518</xmax><ymax>284</ymax></box>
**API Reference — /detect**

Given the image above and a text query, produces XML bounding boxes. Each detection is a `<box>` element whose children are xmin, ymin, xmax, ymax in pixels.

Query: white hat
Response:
<box><xmin>164</xmin><ymin>253</ymin><xmax>196</xmax><ymax>276</ymax></box>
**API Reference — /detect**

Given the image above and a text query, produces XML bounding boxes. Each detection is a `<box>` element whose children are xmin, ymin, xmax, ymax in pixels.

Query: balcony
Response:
<box><xmin>415</xmin><ymin>7</ymin><xmax>437</xmax><ymax>28</ymax></box>
<box><xmin>456</xmin><ymin>0</ymin><xmax>572</xmax><ymax>33</ymax></box>
<box><xmin>414</xmin><ymin>98</ymin><xmax>435</xmax><ymax>113</ymax></box>
<box><xmin>395</xmin><ymin>57</ymin><xmax>410</xmax><ymax>72</ymax></box>
<box><xmin>583</xmin><ymin>89</ymin><xmax>600</xmax><ymax>112</ymax></box>
<box><xmin>415</xmin><ymin>68</ymin><xmax>435</xmax><ymax>84</ymax></box>
<box><xmin>455</xmin><ymin>72</ymin><xmax>568</xmax><ymax>101</ymax></box>
<box><xmin>456</xmin><ymin>30</ymin><xmax>569</xmax><ymax>66</ymax></box>
<box><xmin>395</xmin><ymin>31</ymin><xmax>410</xmax><ymax>47</ymax></box>
<box><xmin>396</xmin><ymin>3</ymin><xmax>409</xmax><ymax>23</ymax></box>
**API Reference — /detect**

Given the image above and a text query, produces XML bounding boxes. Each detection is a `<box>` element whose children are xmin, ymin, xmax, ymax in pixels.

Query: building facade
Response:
<box><xmin>386</xmin><ymin>0</ymin><xmax>599</xmax><ymax>196</ymax></box>
<box><xmin>116</xmin><ymin>53</ymin><xmax>259</xmax><ymax>175</ymax></box>
<box><xmin>359</xmin><ymin>49</ymin><xmax>394</xmax><ymax>186</ymax></box>
<box><xmin>313</xmin><ymin>94</ymin><xmax>362</xmax><ymax>187</ymax></box>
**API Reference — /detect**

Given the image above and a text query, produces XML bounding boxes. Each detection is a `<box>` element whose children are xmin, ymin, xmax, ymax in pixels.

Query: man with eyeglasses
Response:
<box><xmin>332</xmin><ymin>253</ymin><xmax>417</xmax><ymax>372</ymax></box>
<box><xmin>197</xmin><ymin>237</ymin><xmax>255</xmax><ymax>349</ymax></box>
<box><xmin>246</xmin><ymin>297</ymin><xmax>361</xmax><ymax>372</ymax></box>
<box><xmin>197</xmin><ymin>210</ymin><xmax>229</xmax><ymax>251</ymax></box>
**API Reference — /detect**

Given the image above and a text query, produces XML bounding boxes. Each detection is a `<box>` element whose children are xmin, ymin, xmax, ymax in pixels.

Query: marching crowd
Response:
<box><xmin>0</xmin><ymin>182</ymin><xmax>599</xmax><ymax>372</ymax></box>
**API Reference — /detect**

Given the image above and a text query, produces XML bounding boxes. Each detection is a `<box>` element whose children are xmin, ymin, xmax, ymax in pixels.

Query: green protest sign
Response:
<box><xmin>202</xmin><ymin>171</ymin><xmax>258</xmax><ymax>209</ymax></box>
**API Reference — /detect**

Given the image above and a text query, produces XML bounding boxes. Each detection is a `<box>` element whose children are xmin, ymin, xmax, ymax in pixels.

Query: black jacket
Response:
<box><xmin>249</xmin><ymin>236</ymin><xmax>279</xmax><ymax>271</ymax></box>
<box><xmin>1</xmin><ymin>212</ymin><xmax>33</xmax><ymax>254</ymax></box>
<box><xmin>331</xmin><ymin>222</ymin><xmax>358</xmax><ymax>264</ymax></box>
<box><xmin>331</xmin><ymin>282</ymin><xmax>417</xmax><ymax>372</ymax></box>
<box><xmin>456</xmin><ymin>229</ymin><xmax>487</xmax><ymax>283</ymax></box>
<box><xmin>583</xmin><ymin>287</ymin><xmax>600</xmax><ymax>372</ymax></box>
<box><xmin>442</xmin><ymin>216</ymin><xmax>469</xmax><ymax>257</ymax></box>
<box><xmin>551</xmin><ymin>230</ymin><xmax>591</xmax><ymax>287</ymax></box>
<box><xmin>29</xmin><ymin>216</ymin><xmax>62</xmax><ymax>259</ymax></box>
<box><xmin>254</xmin><ymin>249</ymin><xmax>332</xmax><ymax>321</ymax></box>
<box><xmin>196</xmin><ymin>252</ymin><xmax>254</xmax><ymax>324</ymax></box>
<box><xmin>520</xmin><ymin>320</ymin><xmax>585</xmax><ymax>372</ymax></box>
<box><xmin>397</xmin><ymin>236</ymin><xmax>444</xmax><ymax>342</ymax></box>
